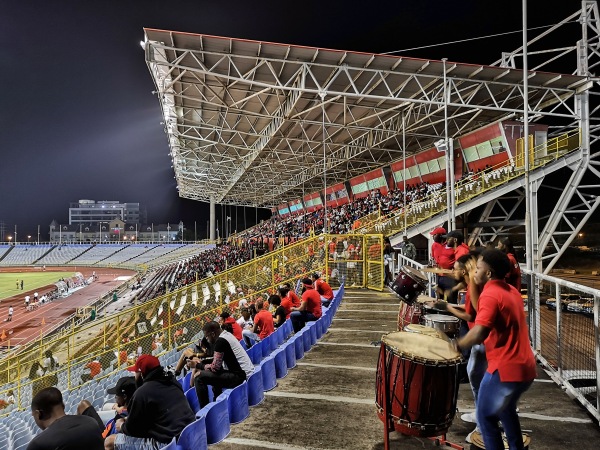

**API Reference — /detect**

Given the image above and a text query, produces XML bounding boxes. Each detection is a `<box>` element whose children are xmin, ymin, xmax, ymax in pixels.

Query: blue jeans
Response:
<box><xmin>477</xmin><ymin>370</ymin><xmax>532</xmax><ymax>450</ymax></box>
<box><xmin>242</xmin><ymin>329</ymin><xmax>260</xmax><ymax>347</ymax></box>
<box><xmin>467</xmin><ymin>343</ymin><xmax>487</xmax><ymax>429</ymax></box>
<box><xmin>290</xmin><ymin>310</ymin><xmax>317</xmax><ymax>332</ymax></box>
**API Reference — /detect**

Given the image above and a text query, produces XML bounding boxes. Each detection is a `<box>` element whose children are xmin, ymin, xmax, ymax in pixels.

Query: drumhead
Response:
<box><xmin>401</xmin><ymin>265</ymin><xmax>428</xmax><ymax>283</ymax></box>
<box><xmin>423</xmin><ymin>314</ymin><xmax>460</xmax><ymax>323</ymax></box>
<box><xmin>382</xmin><ymin>331</ymin><xmax>461</xmax><ymax>363</ymax></box>
<box><xmin>404</xmin><ymin>324</ymin><xmax>445</xmax><ymax>339</ymax></box>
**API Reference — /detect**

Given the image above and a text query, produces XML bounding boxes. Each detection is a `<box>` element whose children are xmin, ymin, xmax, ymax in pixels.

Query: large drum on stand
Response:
<box><xmin>390</xmin><ymin>265</ymin><xmax>428</xmax><ymax>304</ymax></box>
<box><xmin>397</xmin><ymin>300</ymin><xmax>423</xmax><ymax>331</ymax></box>
<box><xmin>376</xmin><ymin>332</ymin><xmax>462</xmax><ymax>437</ymax></box>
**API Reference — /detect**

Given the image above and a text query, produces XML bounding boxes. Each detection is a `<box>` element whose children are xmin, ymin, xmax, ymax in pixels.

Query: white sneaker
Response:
<box><xmin>465</xmin><ymin>428</ymin><xmax>480</xmax><ymax>444</ymax></box>
<box><xmin>461</xmin><ymin>412</ymin><xmax>476</xmax><ymax>423</ymax></box>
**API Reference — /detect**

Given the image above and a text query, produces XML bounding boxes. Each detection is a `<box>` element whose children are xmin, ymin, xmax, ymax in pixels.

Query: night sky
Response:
<box><xmin>0</xmin><ymin>0</ymin><xmax>581</xmax><ymax>240</ymax></box>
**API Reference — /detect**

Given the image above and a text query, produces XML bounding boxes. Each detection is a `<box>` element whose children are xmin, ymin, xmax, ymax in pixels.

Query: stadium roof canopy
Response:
<box><xmin>143</xmin><ymin>29</ymin><xmax>587</xmax><ymax>208</ymax></box>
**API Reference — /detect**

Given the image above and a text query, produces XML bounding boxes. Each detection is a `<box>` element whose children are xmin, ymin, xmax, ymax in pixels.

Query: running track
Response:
<box><xmin>0</xmin><ymin>267</ymin><xmax>136</xmax><ymax>351</ymax></box>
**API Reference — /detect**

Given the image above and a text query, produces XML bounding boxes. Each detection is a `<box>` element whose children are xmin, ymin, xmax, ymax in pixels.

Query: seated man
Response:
<box><xmin>27</xmin><ymin>387</ymin><xmax>104</xmax><ymax>450</ymax></box>
<box><xmin>236</xmin><ymin>307</ymin><xmax>253</xmax><ymax>331</ymax></box>
<box><xmin>104</xmin><ymin>354</ymin><xmax>195</xmax><ymax>450</ymax></box>
<box><xmin>311</xmin><ymin>273</ymin><xmax>334</xmax><ymax>307</ymax></box>
<box><xmin>241</xmin><ymin>299</ymin><xmax>274</xmax><ymax>347</ymax></box>
<box><xmin>219</xmin><ymin>311</ymin><xmax>243</xmax><ymax>341</ymax></box>
<box><xmin>190</xmin><ymin>321</ymin><xmax>254</xmax><ymax>408</ymax></box>
<box><xmin>173</xmin><ymin>335</ymin><xmax>213</xmax><ymax>377</ymax></box>
<box><xmin>269</xmin><ymin>294</ymin><xmax>286</xmax><ymax>328</ymax></box>
<box><xmin>290</xmin><ymin>278</ymin><xmax>323</xmax><ymax>332</ymax></box>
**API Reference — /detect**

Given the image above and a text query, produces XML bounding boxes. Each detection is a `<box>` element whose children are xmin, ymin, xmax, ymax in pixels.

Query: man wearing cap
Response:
<box><xmin>189</xmin><ymin>321</ymin><xmax>254</xmax><ymax>408</ymax></box>
<box><xmin>430</xmin><ymin>227</ymin><xmax>458</xmax><ymax>302</ymax></box>
<box><xmin>101</xmin><ymin>376</ymin><xmax>137</xmax><ymax>438</ymax></box>
<box><xmin>242</xmin><ymin>298</ymin><xmax>274</xmax><ymax>347</ymax></box>
<box><xmin>104</xmin><ymin>354</ymin><xmax>195</xmax><ymax>450</ymax></box>
<box><xmin>290</xmin><ymin>278</ymin><xmax>323</xmax><ymax>332</ymax></box>
<box><xmin>430</xmin><ymin>227</ymin><xmax>447</xmax><ymax>265</ymax></box>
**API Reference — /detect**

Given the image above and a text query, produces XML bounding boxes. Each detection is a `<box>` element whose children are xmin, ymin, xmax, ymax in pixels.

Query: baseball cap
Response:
<box><xmin>107</xmin><ymin>376</ymin><xmax>136</xmax><ymax>396</ymax></box>
<box><xmin>301</xmin><ymin>278</ymin><xmax>313</xmax><ymax>287</ymax></box>
<box><xmin>446</xmin><ymin>230</ymin><xmax>463</xmax><ymax>239</ymax></box>
<box><xmin>430</xmin><ymin>227</ymin><xmax>447</xmax><ymax>235</ymax></box>
<box><xmin>127</xmin><ymin>354</ymin><xmax>161</xmax><ymax>376</ymax></box>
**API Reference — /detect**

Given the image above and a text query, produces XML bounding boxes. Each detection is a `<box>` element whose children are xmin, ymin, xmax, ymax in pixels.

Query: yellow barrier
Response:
<box><xmin>0</xmin><ymin>233</ymin><xmax>383</xmax><ymax>415</ymax></box>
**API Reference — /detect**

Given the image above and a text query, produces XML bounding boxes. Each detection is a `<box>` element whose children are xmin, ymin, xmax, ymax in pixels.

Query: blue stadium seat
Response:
<box><xmin>200</xmin><ymin>393</ymin><xmax>230</xmax><ymax>445</ymax></box>
<box><xmin>291</xmin><ymin>334</ymin><xmax>305</xmax><ymax>360</ymax></box>
<box><xmin>272</xmin><ymin>348</ymin><xmax>288</xmax><ymax>379</ymax></box>
<box><xmin>302</xmin><ymin>327</ymin><xmax>312</xmax><ymax>352</ymax></box>
<box><xmin>181</xmin><ymin>371</ymin><xmax>192</xmax><ymax>392</ymax></box>
<box><xmin>284</xmin><ymin>341</ymin><xmax>296</xmax><ymax>369</ymax></box>
<box><xmin>259</xmin><ymin>356</ymin><xmax>277</xmax><ymax>391</ymax></box>
<box><xmin>273</xmin><ymin>326</ymin><xmax>284</xmax><ymax>346</ymax></box>
<box><xmin>283</xmin><ymin>319</ymin><xmax>293</xmax><ymax>338</ymax></box>
<box><xmin>164</xmin><ymin>437</ymin><xmax>178</xmax><ymax>450</ymax></box>
<box><xmin>261</xmin><ymin>335</ymin><xmax>272</xmax><ymax>358</ymax></box>
<box><xmin>239</xmin><ymin>339</ymin><xmax>248</xmax><ymax>351</ymax></box>
<box><xmin>225</xmin><ymin>381</ymin><xmax>249</xmax><ymax>424</ymax></box>
<box><xmin>175</xmin><ymin>416</ymin><xmax>207</xmax><ymax>450</ymax></box>
<box><xmin>185</xmin><ymin>387</ymin><xmax>200</xmax><ymax>414</ymax></box>
<box><xmin>307</xmin><ymin>321</ymin><xmax>318</xmax><ymax>345</ymax></box>
<box><xmin>247</xmin><ymin>344</ymin><xmax>262</xmax><ymax>365</ymax></box>
<box><xmin>247</xmin><ymin>368</ymin><xmax>264</xmax><ymax>407</ymax></box>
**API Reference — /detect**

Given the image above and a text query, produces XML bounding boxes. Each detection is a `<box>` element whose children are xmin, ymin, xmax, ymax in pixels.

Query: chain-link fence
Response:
<box><xmin>0</xmin><ymin>233</ymin><xmax>384</xmax><ymax>416</ymax></box>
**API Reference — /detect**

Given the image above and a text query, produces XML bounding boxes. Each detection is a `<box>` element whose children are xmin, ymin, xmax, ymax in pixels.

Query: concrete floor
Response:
<box><xmin>215</xmin><ymin>288</ymin><xmax>600</xmax><ymax>450</ymax></box>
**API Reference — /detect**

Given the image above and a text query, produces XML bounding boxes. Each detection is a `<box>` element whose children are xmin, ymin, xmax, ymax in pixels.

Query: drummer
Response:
<box><xmin>453</xmin><ymin>249</ymin><xmax>536</xmax><ymax>450</ymax></box>
<box><xmin>430</xmin><ymin>252</ymin><xmax>487</xmax><ymax>445</ymax></box>
<box><xmin>430</xmin><ymin>228</ymin><xmax>457</xmax><ymax>303</ymax></box>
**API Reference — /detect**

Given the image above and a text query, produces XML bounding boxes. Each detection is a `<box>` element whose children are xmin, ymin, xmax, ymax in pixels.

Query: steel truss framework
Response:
<box><xmin>144</xmin><ymin>1</ymin><xmax>599</xmax><ymax>270</ymax></box>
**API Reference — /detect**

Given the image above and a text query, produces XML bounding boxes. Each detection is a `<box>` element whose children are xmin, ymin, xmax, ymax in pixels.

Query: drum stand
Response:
<box><xmin>427</xmin><ymin>435</ymin><xmax>464</xmax><ymax>449</ymax></box>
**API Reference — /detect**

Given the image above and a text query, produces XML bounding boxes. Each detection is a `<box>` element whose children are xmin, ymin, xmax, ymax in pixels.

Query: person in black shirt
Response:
<box><xmin>269</xmin><ymin>294</ymin><xmax>286</xmax><ymax>328</ymax></box>
<box><xmin>189</xmin><ymin>321</ymin><xmax>254</xmax><ymax>408</ymax></box>
<box><xmin>173</xmin><ymin>336</ymin><xmax>213</xmax><ymax>377</ymax></box>
<box><xmin>27</xmin><ymin>387</ymin><xmax>104</xmax><ymax>450</ymax></box>
<box><xmin>134</xmin><ymin>312</ymin><xmax>153</xmax><ymax>354</ymax></box>
<box><xmin>104</xmin><ymin>354</ymin><xmax>195</xmax><ymax>450</ymax></box>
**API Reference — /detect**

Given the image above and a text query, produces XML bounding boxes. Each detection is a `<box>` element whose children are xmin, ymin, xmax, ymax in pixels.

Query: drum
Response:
<box><xmin>390</xmin><ymin>265</ymin><xmax>428</xmax><ymax>304</ymax></box>
<box><xmin>422</xmin><ymin>314</ymin><xmax>460</xmax><ymax>337</ymax></box>
<box><xmin>376</xmin><ymin>332</ymin><xmax>461</xmax><ymax>437</ymax></box>
<box><xmin>397</xmin><ymin>300</ymin><xmax>423</xmax><ymax>331</ymax></box>
<box><xmin>403</xmin><ymin>323</ymin><xmax>447</xmax><ymax>340</ymax></box>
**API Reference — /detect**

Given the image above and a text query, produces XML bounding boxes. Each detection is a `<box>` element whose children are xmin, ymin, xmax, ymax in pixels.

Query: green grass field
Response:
<box><xmin>0</xmin><ymin>272</ymin><xmax>75</xmax><ymax>301</ymax></box>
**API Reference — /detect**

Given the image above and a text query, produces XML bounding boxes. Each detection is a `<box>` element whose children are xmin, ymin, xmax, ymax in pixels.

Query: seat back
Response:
<box><xmin>261</xmin><ymin>335</ymin><xmax>272</xmax><ymax>358</ymax></box>
<box><xmin>181</xmin><ymin>371</ymin><xmax>192</xmax><ymax>392</ymax></box>
<box><xmin>225</xmin><ymin>381</ymin><xmax>249</xmax><ymax>424</ymax></box>
<box><xmin>259</xmin><ymin>356</ymin><xmax>277</xmax><ymax>391</ymax></box>
<box><xmin>284</xmin><ymin>341</ymin><xmax>297</xmax><ymax>369</ymax></box>
<box><xmin>247</xmin><ymin>368</ymin><xmax>265</xmax><ymax>407</ymax></box>
<box><xmin>185</xmin><ymin>387</ymin><xmax>201</xmax><ymax>414</ymax></box>
<box><xmin>292</xmin><ymin>334</ymin><xmax>305</xmax><ymax>360</ymax></box>
<box><xmin>176</xmin><ymin>416</ymin><xmax>207</xmax><ymax>450</ymax></box>
<box><xmin>199</xmin><ymin>393</ymin><xmax>231</xmax><ymax>445</ymax></box>
<box><xmin>272</xmin><ymin>348</ymin><xmax>288</xmax><ymax>379</ymax></box>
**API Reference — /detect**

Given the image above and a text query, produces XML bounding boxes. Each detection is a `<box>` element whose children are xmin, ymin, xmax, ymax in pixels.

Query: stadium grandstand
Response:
<box><xmin>1</xmin><ymin>2</ymin><xmax>600</xmax><ymax>449</ymax></box>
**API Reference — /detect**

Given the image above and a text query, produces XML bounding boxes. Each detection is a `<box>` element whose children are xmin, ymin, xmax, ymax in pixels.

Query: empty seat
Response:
<box><xmin>225</xmin><ymin>381</ymin><xmax>249</xmax><ymax>424</ymax></box>
<box><xmin>291</xmin><ymin>334</ymin><xmax>305</xmax><ymax>360</ymax></box>
<box><xmin>181</xmin><ymin>371</ymin><xmax>192</xmax><ymax>392</ymax></box>
<box><xmin>259</xmin><ymin>356</ymin><xmax>277</xmax><ymax>391</ymax></box>
<box><xmin>247</xmin><ymin>345</ymin><xmax>262</xmax><ymax>365</ymax></box>
<box><xmin>260</xmin><ymin>336</ymin><xmax>272</xmax><ymax>359</ymax></box>
<box><xmin>175</xmin><ymin>416</ymin><xmax>207</xmax><ymax>450</ymax></box>
<box><xmin>302</xmin><ymin>328</ymin><xmax>312</xmax><ymax>352</ymax></box>
<box><xmin>272</xmin><ymin>348</ymin><xmax>288</xmax><ymax>379</ymax></box>
<box><xmin>185</xmin><ymin>387</ymin><xmax>200</xmax><ymax>414</ymax></box>
<box><xmin>247</xmin><ymin>368</ymin><xmax>265</xmax><ymax>407</ymax></box>
<box><xmin>199</xmin><ymin>393</ymin><xmax>230</xmax><ymax>445</ymax></box>
<box><xmin>284</xmin><ymin>341</ymin><xmax>296</xmax><ymax>369</ymax></box>
<box><xmin>307</xmin><ymin>321</ymin><xmax>318</xmax><ymax>345</ymax></box>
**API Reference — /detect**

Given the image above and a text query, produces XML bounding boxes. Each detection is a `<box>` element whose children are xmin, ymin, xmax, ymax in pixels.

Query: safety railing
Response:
<box><xmin>0</xmin><ymin>233</ymin><xmax>384</xmax><ymax>416</ymax></box>
<box><xmin>356</xmin><ymin>130</ymin><xmax>581</xmax><ymax>236</ymax></box>
<box><xmin>523</xmin><ymin>269</ymin><xmax>600</xmax><ymax>422</ymax></box>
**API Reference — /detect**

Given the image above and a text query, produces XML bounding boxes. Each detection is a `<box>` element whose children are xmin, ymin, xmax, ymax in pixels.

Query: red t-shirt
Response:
<box><xmin>280</xmin><ymin>296</ymin><xmax>293</xmax><ymax>319</ymax></box>
<box><xmin>455</xmin><ymin>243</ymin><xmax>470</xmax><ymax>260</ymax></box>
<box><xmin>435</xmin><ymin>245</ymin><xmax>456</xmax><ymax>270</ymax></box>
<box><xmin>87</xmin><ymin>361</ymin><xmax>101</xmax><ymax>378</ymax></box>
<box><xmin>224</xmin><ymin>317</ymin><xmax>243</xmax><ymax>341</ymax></box>
<box><xmin>475</xmin><ymin>280</ymin><xmax>536</xmax><ymax>382</ymax></box>
<box><xmin>254</xmin><ymin>309</ymin><xmax>275</xmax><ymax>339</ymax></box>
<box><xmin>505</xmin><ymin>253</ymin><xmax>521</xmax><ymax>291</ymax></box>
<box><xmin>431</xmin><ymin>241</ymin><xmax>444</xmax><ymax>262</ymax></box>
<box><xmin>287</xmin><ymin>290</ymin><xmax>301</xmax><ymax>308</ymax></box>
<box><xmin>464</xmin><ymin>289</ymin><xmax>475</xmax><ymax>329</ymax></box>
<box><xmin>315</xmin><ymin>279</ymin><xmax>334</xmax><ymax>300</ymax></box>
<box><xmin>301</xmin><ymin>288</ymin><xmax>322</xmax><ymax>319</ymax></box>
